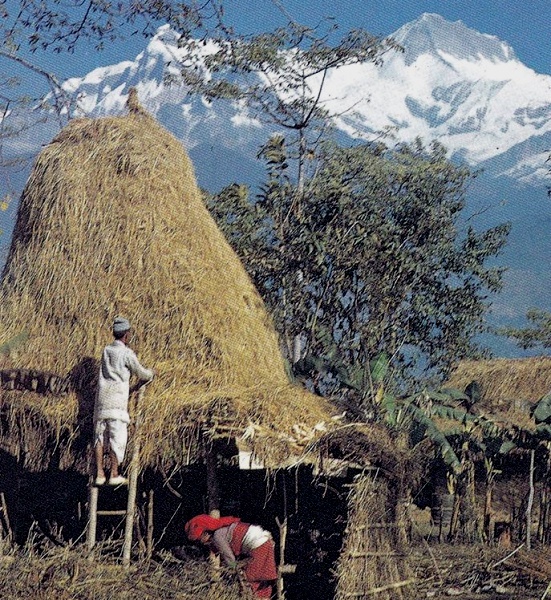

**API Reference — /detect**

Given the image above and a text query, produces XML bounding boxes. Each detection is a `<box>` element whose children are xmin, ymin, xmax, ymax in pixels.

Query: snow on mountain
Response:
<box><xmin>62</xmin><ymin>25</ymin><xmax>263</xmax><ymax>163</ymax></box>
<box><xmin>57</xmin><ymin>14</ymin><xmax>551</xmax><ymax>188</ymax></box>
<box><xmin>322</xmin><ymin>14</ymin><xmax>551</xmax><ymax>169</ymax></box>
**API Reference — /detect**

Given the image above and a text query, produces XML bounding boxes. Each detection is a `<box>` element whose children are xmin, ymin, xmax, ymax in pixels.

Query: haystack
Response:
<box><xmin>334</xmin><ymin>475</ymin><xmax>416</xmax><ymax>600</ymax></box>
<box><xmin>0</xmin><ymin>95</ymin><xmax>337</xmax><ymax>473</ymax></box>
<box><xmin>447</xmin><ymin>356</ymin><xmax>551</xmax><ymax>427</ymax></box>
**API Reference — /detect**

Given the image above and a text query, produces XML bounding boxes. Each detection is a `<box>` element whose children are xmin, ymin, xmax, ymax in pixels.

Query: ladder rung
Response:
<box><xmin>97</xmin><ymin>510</ymin><xmax>127</xmax><ymax>516</ymax></box>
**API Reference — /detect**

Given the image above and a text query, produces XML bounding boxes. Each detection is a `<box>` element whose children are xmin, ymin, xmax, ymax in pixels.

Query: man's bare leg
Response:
<box><xmin>109</xmin><ymin>449</ymin><xmax>119</xmax><ymax>478</ymax></box>
<box><xmin>95</xmin><ymin>443</ymin><xmax>106</xmax><ymax>483</ymax></box>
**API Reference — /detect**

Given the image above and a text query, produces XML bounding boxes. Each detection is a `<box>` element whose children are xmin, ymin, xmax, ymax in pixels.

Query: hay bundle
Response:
<box><xmin>0</xmin><ymin>99</ymin><xmax>336</xmax><ymax>472</ymax></box>
<box><xmin>311</xmin><ymin>422</ymin><xmax>419</xmax><ymax>485</ymax></box>
<box><xmin>334</xmin><ymin>475</ymin><xmax>416</xmax><ymax>600</ymax></box>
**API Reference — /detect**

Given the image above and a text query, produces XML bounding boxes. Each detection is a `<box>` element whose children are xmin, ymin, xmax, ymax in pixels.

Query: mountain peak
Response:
<box><xmin>392</xmin><ymin>13</ymin><xmax>517</xmax><ymax>65</ymax></box>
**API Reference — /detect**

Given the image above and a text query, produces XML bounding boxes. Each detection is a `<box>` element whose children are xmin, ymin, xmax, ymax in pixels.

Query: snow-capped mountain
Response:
<box><xmin>321</xmin><ymin>13</ymin><xmax>551</xmax><ymax>181</ymax></box>
<box><xmin>58</xmin><ymin>13</ymin><xmax>551</xmax><ymax>188</ymax></box>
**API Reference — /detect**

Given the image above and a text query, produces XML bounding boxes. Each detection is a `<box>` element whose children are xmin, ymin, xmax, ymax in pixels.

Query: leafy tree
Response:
<box><xmin>209</xmin><ymin>138</ymin><xmax>510</xmax><ymax>387</ymax></box>
<box><xmin>499</xmin><ymin>308</ymin><xmax>551</xmax><ymax>350</ymax></box>
<box><xmin>1</xmin><ymin>1</ymin><xmax>221</xmax><ymax>53</ymax></box>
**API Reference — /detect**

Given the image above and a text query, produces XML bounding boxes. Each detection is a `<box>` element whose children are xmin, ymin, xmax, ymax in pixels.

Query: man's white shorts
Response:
<box><xmin>94</xmin><ymin>419</ymin><xmax>128</xmax><ymax>464</ymax></box>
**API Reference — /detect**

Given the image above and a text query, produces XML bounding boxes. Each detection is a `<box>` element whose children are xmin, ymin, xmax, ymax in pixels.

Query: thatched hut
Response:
<box><xmin>0</xmin><ymin>96</ymin><xmax>339</xmax><ymax>475</ymax></box>
<box><xmin>423</xmin><ymin>356</ymin><xmax>551</xmax><ymax>544</ymax></box>
<box><xmin>446</xmin><ymin>356</ymin><xmax>551</xmax><ymax>427</ymax></box>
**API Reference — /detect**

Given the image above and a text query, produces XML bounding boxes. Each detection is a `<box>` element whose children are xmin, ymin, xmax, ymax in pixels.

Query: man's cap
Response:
<box><xmin>113</xmin><ymin>316</ymin><xmax>131</xmax><ymax>334</ymax></box>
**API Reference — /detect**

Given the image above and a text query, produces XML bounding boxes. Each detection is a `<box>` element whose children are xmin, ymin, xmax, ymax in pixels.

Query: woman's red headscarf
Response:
<box><xmin>185</xmin><ymin>514</ymin><xmax>241</xmax><ymax>541</ymax></box>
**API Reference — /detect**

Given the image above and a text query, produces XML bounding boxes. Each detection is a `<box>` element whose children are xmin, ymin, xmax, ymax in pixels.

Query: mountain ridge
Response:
<box><xmin>393</xmin><ymin>13</ymin><xmax>517</xmax><ymax>65</ymax></box>
<box><xmin>55</xmin><ymin>15</ymin><xmax>551</xmax><ymax>186</ymax></box>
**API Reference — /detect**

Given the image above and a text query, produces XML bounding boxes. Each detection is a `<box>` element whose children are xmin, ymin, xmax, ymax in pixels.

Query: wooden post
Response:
<box><xmin>484</xmin><ymin>459</ymin><xmax>495</xmax><ymax>544</ymax></box>
<box><xmin>276</xmin><ymin>517</ymin><xmax>287</xmax><ymax>600</ymax></box>
<box><xmin>0</xmin><ymin>492</ymin><xmax>12</xmax><ymax>553</ymax></box>
<box><xmin>146</xmin><ymin>489</ymin><xmax>154</xmax><ymax>561</ymax></box>
<box><xmin>206</xmin><ymin>445</ymin><xmax>220</xmax><ymax>517</ymax></box>
<box><xmin>205</xmin><ymin>441</ymin><xmax>221</xmax><ymax>587</ymax></box>
<box><xmin>276</xmin><ymin>516</ymin><xmax>297</xmax><ymax>600</ymax></box>
<box><xmin>526</xmin><ymin>448</ymin><xmax>535</xmax><ymax>551</ymax></box>
<box><xmin>87</xmin><ymin>484</ymin><xmax>98</xmax><ymax>552</ymax></box>
<box><xmin>122</xmin><ymin>385</ymin><xmax>146</xmax><ymax>568</ymax></box>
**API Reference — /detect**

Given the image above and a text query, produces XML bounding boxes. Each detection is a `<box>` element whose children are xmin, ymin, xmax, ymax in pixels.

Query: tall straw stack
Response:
<box><xmin>335</xmin><ymin>475</ymin><xmax>416</xmax><ymax>600</ymax></box>
<box><xmin>0</xmin><ymin>96</ymin><xmax>336</xmax><ymax>472</ymax></box>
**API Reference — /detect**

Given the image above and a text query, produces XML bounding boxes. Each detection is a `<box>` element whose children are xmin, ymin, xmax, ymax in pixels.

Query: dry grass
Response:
<box><xmin>409</xmin><ymin>543</ymin><xmax>551</xmax><ymax>599</ymax></box>
<box><xmin>0</xmin><ymin>543</ymin><xmax>244</xmax><ymax>599</ymax></box>
<box><xmin>0</xmin><ymin>100</ymin><xmax>337</xmax><ymax>473</ymax></box>
<box><xmin>311</xmin><ymin>422</ymin><xmax>416</xmax><ymax>484</ymax></box>
<box><xmin>334</xmin><ymin>474</ymin><xmax>416</xmax><ymax>600</ymax></box>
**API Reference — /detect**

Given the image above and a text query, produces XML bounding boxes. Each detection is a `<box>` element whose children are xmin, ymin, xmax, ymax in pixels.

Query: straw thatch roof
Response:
<box><xmin>446</xmin><ymin>356</ymin><xmax>551</xmax><ymax>427</ymax></box>
<box><xmin>0</xmin><ymin>96</ymin><xmax>340</xmax><ymax>473</ymax></box>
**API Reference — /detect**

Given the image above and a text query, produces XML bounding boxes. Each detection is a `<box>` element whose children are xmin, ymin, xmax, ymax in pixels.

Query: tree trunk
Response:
<box><xmin>205</xmin><ymin>444</ymin><xmax>220</xmax><ymax>517</ymax></box>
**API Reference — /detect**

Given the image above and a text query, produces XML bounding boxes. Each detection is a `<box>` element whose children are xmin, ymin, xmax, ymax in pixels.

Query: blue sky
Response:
<box><xmin>23</xmin><ymin>0</ymin><xmax>551</xmax><ymax>79</ymax></box>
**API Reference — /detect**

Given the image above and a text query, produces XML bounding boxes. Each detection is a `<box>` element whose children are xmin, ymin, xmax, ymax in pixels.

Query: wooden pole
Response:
<box><xmin>122</xmin><ymin>385</ymin><xmax>146</xmax><ymax>568</ymax></box>
<box><xmin>276</xmin><ymin>517</ymin><xmax>288</xmax><ymax>600</ymax></box>
<box><xmin>146</xmin><ymin>489</ymin><xmax>154</xmax><ymax>561</ymax></box>
<box><xmin>526</xmin><ymin>448</ymin><xmax>535</xmax><ymax>551</ymax></box>
<box><xmin>206</xmin><ymin>444</ymin><xmax>220</xmax><ymax>517</ymax></box>
<box><xmin>205</xmin><ymin>440</ymin><xmax>221</xmax><ymax>586</ymax></box>
<box><xmin>87</xmin><ymin>484</ymin><xmax>98</xmax><ymax>552</ymax></box>
<box><xmin>0</xmin><ymin>492</ymin><xmax>12</xmax><ymax>554</ymax></box>
<box><xmin>276</xmin><ymin>478</ymin><xmax>296</xmax><ymax>600</ymax></box>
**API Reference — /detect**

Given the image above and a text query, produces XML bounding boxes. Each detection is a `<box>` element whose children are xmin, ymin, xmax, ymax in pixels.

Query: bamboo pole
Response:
<box><xmin>123</xmin><ymin>385</ymin><xmax>146</xmax><ymax>568</ymax></box>
<box><xmin>87</xmin><ymin>484</ymin><xmax>98</xmax><ymax>553</ymax></box>
<box><xmin>146</xmin><ymin>489</ymin><xmax>154</xmax><ymax>561</ymax></box>
<box><xmin>276</xmin><ymin>517</ymin><xmax>288</xmax><ymax>600</ymax></box>
<box><xmin>526</xmin><ymin>449</ymin><xmax>535</xmax><ymax>551</ymax></box>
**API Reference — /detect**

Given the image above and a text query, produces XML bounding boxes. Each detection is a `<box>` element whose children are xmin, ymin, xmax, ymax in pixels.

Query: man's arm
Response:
<box><xmin>126</xmin><ymin>349</ymin><xmax>154</xmax><ymax>382</ymax></box>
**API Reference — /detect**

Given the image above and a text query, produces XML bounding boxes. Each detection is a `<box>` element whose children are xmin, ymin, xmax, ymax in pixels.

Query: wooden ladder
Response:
<box><xmin>86</xmin><ymin>385</ymin><xmax>145</xmax><ymax>567</ymax></box>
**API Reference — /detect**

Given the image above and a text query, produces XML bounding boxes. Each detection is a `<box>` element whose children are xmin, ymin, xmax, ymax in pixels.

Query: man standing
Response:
<box><xmin>93</xmin><ymin>316</ymin><xmax>154</xmax><ymax>485</ymax></box>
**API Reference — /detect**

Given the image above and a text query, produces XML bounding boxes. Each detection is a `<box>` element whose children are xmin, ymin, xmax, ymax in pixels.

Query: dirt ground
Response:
<box><xmin>409</xmin><ymin>542</ymin><xmax>551</xmax><ymax>599</ymax></box>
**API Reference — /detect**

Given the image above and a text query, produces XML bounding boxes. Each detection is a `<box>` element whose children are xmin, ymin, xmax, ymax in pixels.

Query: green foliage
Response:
<box><xmin>499</xmin><ymin>308</ymin><xmax>551</xmax><ymax>350</ymax></box>
<box><xmin>209</xmin><ymin>138</ymin><xmax>510</xmax><ymax>384</ymax></box>
<box><xmin>1</xmin><ymin>1</ymin><xmax>217</xmax><ymax>53</ymax></box>
<box><xmin>534</xmin><ymin>391</ymin><xmax>551</xmax><ymax>431</ymax></box>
